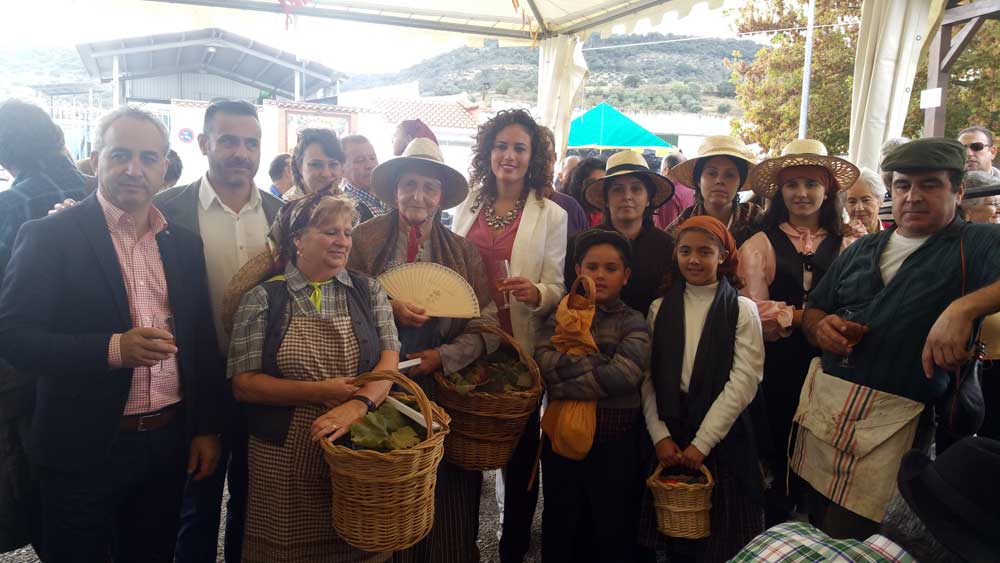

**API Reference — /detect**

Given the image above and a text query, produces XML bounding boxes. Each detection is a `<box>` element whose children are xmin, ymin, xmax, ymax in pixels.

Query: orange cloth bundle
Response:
<box><xmin>541</xmin><ymin>276</ymin><xmax>599</xmax><ymax>460</ymax></box>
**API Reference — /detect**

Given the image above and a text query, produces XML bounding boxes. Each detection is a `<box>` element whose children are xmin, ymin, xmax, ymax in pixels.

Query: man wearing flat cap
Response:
<box><xmin>791</xmin><ymin>138</ymin><xmax>1000</xmax><ymax>540</ymax></box>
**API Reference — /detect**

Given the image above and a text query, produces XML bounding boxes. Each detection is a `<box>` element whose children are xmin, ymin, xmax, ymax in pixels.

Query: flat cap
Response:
<box><xmin>881</xmin><ymin>137</ymin><xmax>966</xmax><ymax>173</ymax></box>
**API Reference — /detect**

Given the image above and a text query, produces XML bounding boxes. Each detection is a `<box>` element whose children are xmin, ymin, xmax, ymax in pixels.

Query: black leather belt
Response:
<box><xmin>120</xmin><ymin>403</ymin><xmax>180</xmax><ymax>432</ymax></box>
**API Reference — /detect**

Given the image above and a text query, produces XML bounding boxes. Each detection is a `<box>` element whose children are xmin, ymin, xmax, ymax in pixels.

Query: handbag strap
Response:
<box><xmin>959</xmin><ymin>232</ymin><xmax>985</xmax><ymax>345</ymax></box>
<box><xmin>569</xmin><ymin>275</ymin><xmax>597</xmax><ymax>307</ymax></box>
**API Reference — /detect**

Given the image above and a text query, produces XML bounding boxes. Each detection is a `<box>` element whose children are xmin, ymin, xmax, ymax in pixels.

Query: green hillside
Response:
<box><xmin>343</xmin><ymin>33</ymin><xmax>764</xmax><ymax>114</ymax></box>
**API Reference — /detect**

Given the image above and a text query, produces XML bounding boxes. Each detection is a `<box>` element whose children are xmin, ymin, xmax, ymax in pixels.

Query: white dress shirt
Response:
<box><xmin>641</xmin><ymin>282</ymin><xmax>765</xmax><ymax>456</ymax></box>
<box><xmin>197</xmin><ymin>175</ymin><xmax>270</xmax><ymax>352</ymax></box>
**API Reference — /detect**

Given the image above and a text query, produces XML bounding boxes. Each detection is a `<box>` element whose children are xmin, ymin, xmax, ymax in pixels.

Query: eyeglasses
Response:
<box><xmin>964</xmin><ymin>142</ymin><xmax>993</xmax><ymax>152</ymax></box>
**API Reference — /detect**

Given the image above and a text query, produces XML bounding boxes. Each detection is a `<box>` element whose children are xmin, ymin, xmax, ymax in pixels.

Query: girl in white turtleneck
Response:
<box><xmin>637</xmin><ymin>215</ymin><xmax>765</xmax><ymax>563</ymax></box>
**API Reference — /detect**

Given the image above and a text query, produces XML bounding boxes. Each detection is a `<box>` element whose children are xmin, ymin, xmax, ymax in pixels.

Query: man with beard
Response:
<box><xmin>155</xmin><ymin>99</ymin><xmax>282</xmax><ymax>563</ymax></box>
<box><xmin>0</xmin><ymin>106</ymin><xmax>226</xmax><ymax>562</ymax></box>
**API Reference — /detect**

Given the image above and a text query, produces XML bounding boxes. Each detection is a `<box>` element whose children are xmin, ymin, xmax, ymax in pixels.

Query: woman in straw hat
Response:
<box><xmin>736</xmin><ymin>139</ymin><xmax>860</xmax><ymax>526</ymax></box>
<box><xmin>228</xmin><ymin>193</ymin><xmax>401</xmax><ymax>562</ymax></box>
<box><xmin>565</xmin><ymin>150</ymin><xmax>676</xmax><ymax>316</ymax></box>
<box><xmin>451</xmin><ymin>108</ymin><xmax>567</xmax><ymax>562</ymax></box>
<box><xmin>638</xmin><ymin>215</ymin><xmax>765</xmax><ymax>562</ymax></box>
<box><xmin>348</xmin><ymin>138</ymin><xmax>502</xmax><ymax>562</ymax></box>
<box><xmin>667</xmin><ymin>135</ymin><xmax>763</xmax><ymax>246</ymax></box>
<box><xmin>283</xmin><ymin>128</ymin><xmax>345</xmax><ymax>202</ymax></box>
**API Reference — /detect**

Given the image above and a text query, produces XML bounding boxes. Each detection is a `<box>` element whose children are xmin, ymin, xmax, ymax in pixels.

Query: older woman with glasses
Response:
<box><xmin>845</xmin><ymin>167</ymin><xmax>887</xmax><ymax>234</ymax></box>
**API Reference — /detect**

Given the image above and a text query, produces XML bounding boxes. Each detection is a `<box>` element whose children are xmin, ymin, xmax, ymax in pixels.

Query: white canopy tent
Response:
<box><xmin>146</xmin><ymin>0</ymin><xmax>948</xmax><ymax>167</ymax></box>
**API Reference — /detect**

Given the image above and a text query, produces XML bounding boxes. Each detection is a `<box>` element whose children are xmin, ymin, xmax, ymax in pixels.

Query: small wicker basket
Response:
<box><xmin>433</xmin><ymin>324</ymin><xmax>542</xmax><ymax>470</ymax></box>
<box><xmin>646</xmin><ymin>463</ymin><xmax>715</xmax><ymax>539</ymax></box>
<box><xmin>320</xmin><ymin>370</ymin><xmax>451</xmax><ymax>552</ymax></box>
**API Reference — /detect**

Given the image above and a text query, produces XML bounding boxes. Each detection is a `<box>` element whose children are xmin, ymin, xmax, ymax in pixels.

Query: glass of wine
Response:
<box><xmin>838</xmin><ymin>309</ymin><xmax>867</xmax><ymax>368</ymax></box>
<box><xmin>494</xmin><ymin>259</ymin><xmax>512</xmax><ymax>309</ymax></box>
<box><xmin>147</xmin><ymin>314</ymin><xmax>176</xmax><ymax>369</ymax></box>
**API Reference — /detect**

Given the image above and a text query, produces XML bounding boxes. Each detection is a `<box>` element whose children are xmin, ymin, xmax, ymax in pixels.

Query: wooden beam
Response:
<box><xmin>924</xmin><ymin>25</ymin><xmax>952</xmax><ymax>137</ymax></box>
<box><xmin>942</xmin><ymin>17</ymin><xmax>985</xmax><ymax>71</ymax></box>
<box><xmin>523</xmin><ymin>0</ymin><xmax>549</xmax><ymax>35</ymax></box>
<box><xmin>941</xmin><ymin>0</ymin><xmax>1000</xmax><ymax>26</ymax></box>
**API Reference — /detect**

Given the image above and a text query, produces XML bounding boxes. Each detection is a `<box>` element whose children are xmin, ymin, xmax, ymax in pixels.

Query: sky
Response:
<box><xmin>0</xmin><ymin>0</ymin><xmax>747</xmax><ymax>75</ymax></box>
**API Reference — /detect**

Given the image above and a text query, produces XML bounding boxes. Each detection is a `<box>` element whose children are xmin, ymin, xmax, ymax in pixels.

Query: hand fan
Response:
<box><xmin>377</xmin><ymin>262</ymin><xmax>480</xmax><ymax>318</ymax></box>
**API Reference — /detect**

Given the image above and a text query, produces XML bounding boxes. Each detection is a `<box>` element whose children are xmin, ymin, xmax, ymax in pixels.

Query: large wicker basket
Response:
<box><xmin>320</xmin><ymin>370</ymin><xmax>451</xmax><ymax>552</ymax></box>
<box><xmin>433</xmin><ymin>324</ymin><xmax>542</xmax><ymax>470</ymax></box>
<box><xmin>646</xmin><ymin>463</ymin><xmax>715</xmax><ymax>539</ymax></box>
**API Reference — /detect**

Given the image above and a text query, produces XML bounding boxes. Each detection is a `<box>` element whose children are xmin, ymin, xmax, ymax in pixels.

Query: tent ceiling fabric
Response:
<box><xmin>147</xmin><ymin>0</ymin><xmax>724</xmax><ymax>41</ymax></box>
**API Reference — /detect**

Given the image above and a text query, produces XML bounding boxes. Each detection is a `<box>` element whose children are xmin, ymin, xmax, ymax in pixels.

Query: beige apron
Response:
<box><xmin>790</xmin><ymin>358</ymin><xmax>924</xmax><ymax>522</ymax></box>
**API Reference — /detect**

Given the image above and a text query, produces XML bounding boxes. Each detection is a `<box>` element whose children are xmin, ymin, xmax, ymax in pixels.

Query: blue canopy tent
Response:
<box><xmin>567</xmin><ymin>102</ymin><xmax>673</xmax><ymax>153</ymax></box>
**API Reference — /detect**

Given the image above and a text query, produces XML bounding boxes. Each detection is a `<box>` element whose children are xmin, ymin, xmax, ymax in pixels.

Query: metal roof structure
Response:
<box><xmin>76</xmin><ymin>27</ymin><xmax>345</xmax><ymax>101</ymax></box>
<box><xmin>143</xmin><ymin>0</ymin><xmax>723</xmax><ymax>41</ymax></box>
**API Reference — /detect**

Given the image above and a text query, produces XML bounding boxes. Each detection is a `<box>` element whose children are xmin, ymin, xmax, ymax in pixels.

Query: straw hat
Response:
<box><xmin>668</xmin><ymin>135</ymin><xmax>757</xmax><ymax>190</ymax></box>
<box><xmin>221</xmin><ymin>249</ymin><xmax>276</xmax><ymax>336</ymax></box>
<box><xmin>582</xmin><ymin>150</ymin><xmax>675</xmax><ymax>210</ymax></box>
<box><xmin>372</xmin><ymin>137</ymin><xmax>469</xmax><ymax>210</ymax></box>
<box><xmin>749</xmin><ymin>139</ymin><xmax>860</xmax><ymax>198</ymax></box>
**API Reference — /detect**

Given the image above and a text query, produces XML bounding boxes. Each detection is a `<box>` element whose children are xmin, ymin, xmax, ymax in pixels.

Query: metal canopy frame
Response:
<box><xmin>142</xmin><ymin>0</ymin><xmax>676</xmax><ymax>40</ymax></box>
<box><xmin>924</xmin><ymin>0</ymin><xmax>1000</xmax><ymax>136</ymax></box>
<box><xmin>77</xmin><ymin>27</ymin><xmax>345</xmax><ymax>104</ymax></box>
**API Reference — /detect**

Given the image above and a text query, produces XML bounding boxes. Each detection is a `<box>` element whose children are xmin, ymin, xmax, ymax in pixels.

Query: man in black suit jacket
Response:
<box><xmin>0</xmin><ymin>107</ymin><xmax>225</xmax><ymax>563</ymax></box>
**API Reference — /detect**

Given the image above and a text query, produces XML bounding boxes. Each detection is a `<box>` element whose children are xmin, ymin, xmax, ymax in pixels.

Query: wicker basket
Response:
<box><xmin>646</xmin><ymin>463</ymin><xmax>715</xmax><ymax>539</ymax></box>
<box><xmin>433</xmin><ymin>325</ymin><xmax>542</xmax><ymax>470</ymax></box>
<box><xmin>320</xmin><ymin>370</ymin><xmax>451</xmax><ymax>552</ymax></box>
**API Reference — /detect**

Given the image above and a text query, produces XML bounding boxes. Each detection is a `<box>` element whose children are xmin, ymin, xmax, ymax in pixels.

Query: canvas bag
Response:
<box><xmin>790</xmin><ymin>358</ymin><xmax>924</xmax><ymax>522</ymax></box>
<box><xmin>541</xmin><ymin>276</ymin><xmax>599</xmax><ymax>460</ymax></box>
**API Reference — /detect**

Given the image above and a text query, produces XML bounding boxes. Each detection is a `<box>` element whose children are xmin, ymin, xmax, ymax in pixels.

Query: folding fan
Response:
<box><xmin>377</xmin><ymin>262</ymin><xmax>480</xmax><ymax>318</ymax></box>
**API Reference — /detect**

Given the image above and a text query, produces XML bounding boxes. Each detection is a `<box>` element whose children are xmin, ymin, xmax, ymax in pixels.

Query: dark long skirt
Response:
<box><xmin>391</xmin><ymin>460</ymin><xmax>483</xmax><ymax>563</ymax></box>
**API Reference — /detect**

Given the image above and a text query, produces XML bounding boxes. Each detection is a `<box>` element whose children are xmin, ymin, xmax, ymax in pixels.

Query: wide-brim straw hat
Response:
<box><xmin>582</xmin><ymin>150</ymin><xmax>675</xmax><ymax>210</ymax></box>
<box><xmin>221</xmin><ymin>249</ymin><xmax>276</xmax><ymax>336</ymax></box>
<box><xmin>372</xmin><ymin>137</ymin><xmax>469</xmax><ymax>210</ymax></box>
<box><xmin>749</xmin><ymin>139</ymin><xmax>860</xmax><ymax>198</ymax></box>
<box><xmin>669</xmin><ymin>135</ymin><xmax>757</xmax><ymax>190</ymax></box>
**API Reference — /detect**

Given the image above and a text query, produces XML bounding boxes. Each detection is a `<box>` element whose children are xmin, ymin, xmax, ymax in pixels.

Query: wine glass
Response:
<box><xmin>838</xmin><ymin>309</ymin><xmax>867</xmax><ymax>368</ymax></box>
<box><xmin>146</xmin><ymin>314</ymin><xmax>176</xmax><ymax>369</ymax></box>
<box><xmin>493</xmin><ymin>259</ymin><xmax>512</xmax><ymax>309</ymax></box>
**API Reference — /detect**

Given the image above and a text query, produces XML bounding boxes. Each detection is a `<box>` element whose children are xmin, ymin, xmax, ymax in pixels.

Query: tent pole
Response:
<box><xmin>798</xmin><ymin>0</ymin><xmax>815</xmax><ymax>139</ymax></box>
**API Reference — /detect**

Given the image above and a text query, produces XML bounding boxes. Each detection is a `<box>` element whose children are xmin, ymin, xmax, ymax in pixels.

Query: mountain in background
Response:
<box><xmin>342</xmin><ymin>33</ymin><xmax>764</xmax><ymax>115</ymax></box>
<box><xmin>1</xmin><ymin>32</ymin><xmax>764</xmax><ymax>115</ymax></box>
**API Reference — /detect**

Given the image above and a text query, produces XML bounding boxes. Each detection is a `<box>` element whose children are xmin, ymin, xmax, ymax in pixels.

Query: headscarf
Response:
<box><xmin>777</xmin><ymin>165</ymin><xmax>835</xmax><ymax>193</ymax></box>
<box><xmin>267</xmin><ymin>192</ymin><xmax>328</xmax><ymax>271</ymax></box>
<box><xmin>675</xmin><ymin>215</ymin><xmax>739</xmax><ymax>277</ymax></box>
<box><xmin>398</xmin><ymin>119</ymin><xmax>439</xmax><ymax>146</ymax></box>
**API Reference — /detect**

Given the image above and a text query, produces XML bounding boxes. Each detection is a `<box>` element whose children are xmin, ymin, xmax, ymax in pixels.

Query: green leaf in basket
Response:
<box><xmin>379</xmin><ymin>402</ymin><xmax>408</xmax><ymax>430</ymax></box>
<box><xmin>350</xmin><ymin>410</ymin><xmax>390</xmax><ymax>449</ymax></box>
<box><xmin>386</xmin><ymin>426</ymin><xmax>421</xmax><ymax>450</ymax></box>
<box><xmin>515</xmin><ymin>371</ymin><xmax>532</xmax><ymax>389</ymax></box>
<box><xmin>454</xmin><ymin>382</ymin><xmax>478</xmax><ymax>395</ymax></box>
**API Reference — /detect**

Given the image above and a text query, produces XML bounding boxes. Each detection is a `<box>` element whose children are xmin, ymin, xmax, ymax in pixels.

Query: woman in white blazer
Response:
<box><xmin>451</xmin><ymin>109</ymin><xmax>567</xmax><ymax>563</ymax></box>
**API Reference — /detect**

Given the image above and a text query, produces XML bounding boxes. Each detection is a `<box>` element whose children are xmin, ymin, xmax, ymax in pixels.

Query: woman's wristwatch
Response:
<box><xmin>349</xmin><ymin>395</ymin><xmax>377</xmax><ymax>413</ymax></box>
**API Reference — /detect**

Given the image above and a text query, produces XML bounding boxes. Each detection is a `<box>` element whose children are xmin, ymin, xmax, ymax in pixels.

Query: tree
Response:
<box><xmin>623</xmin><ymin>75</ymin><xmax>642</xmax><ymax>88</ymax></box>
<box><xmin>727</xmin><ymin>0</ymin><xmax>861</xmax><ymax>154</ymax></box>
<box><xmin>718</xmin><ymin>102</ymin><xmax>733</xmax><ymax>114</ymax></box>
<box><xmin>903</xmin><ymin>19</ymin><xmax>1000</xmax><ymax>138</ymax></box>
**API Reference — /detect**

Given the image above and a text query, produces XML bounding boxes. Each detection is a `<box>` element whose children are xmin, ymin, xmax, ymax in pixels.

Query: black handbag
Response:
<box><xmin>944</xmin><ymin>237</ymin><xmax>987</xmax><ymax>437</ymax></box>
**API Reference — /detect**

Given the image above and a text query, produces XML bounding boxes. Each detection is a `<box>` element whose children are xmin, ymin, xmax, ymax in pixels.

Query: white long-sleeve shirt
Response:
<box><xmin>640</xmin><ymin>282</ymin><xmax>765</xmax><ymax>456</ymax></box>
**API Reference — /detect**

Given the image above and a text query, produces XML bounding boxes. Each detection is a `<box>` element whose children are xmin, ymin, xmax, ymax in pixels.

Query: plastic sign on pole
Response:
<box><xmin>920</xmin><ymin>88</ymin><xmax>943</xmax><ymax>109</ymax></box>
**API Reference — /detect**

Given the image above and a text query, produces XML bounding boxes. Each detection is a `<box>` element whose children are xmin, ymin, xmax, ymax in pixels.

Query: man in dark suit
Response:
<box><xmin>0</xmin><ymin>106</ymin><xmax>226</xmax><ymax>563</ymax></box>
<box><xmin>154</xmin><ymin>99</ymin><xmax>281</xmax><ymax>563</ymax></box>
